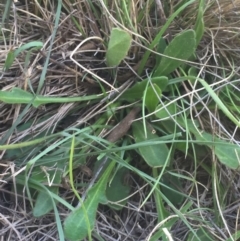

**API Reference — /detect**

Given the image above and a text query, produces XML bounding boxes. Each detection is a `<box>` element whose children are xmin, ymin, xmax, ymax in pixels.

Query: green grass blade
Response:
<box><xmin>37</xmin><ymin>0</ymin><xmax>62</xmax><ymax>94</ymax></box>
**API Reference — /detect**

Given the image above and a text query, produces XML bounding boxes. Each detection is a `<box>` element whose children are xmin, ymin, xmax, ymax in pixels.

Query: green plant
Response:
<box><xmin>1</xmin><ymin>0</ymin><xmax>240</xmax><ymax>240</ymax></box>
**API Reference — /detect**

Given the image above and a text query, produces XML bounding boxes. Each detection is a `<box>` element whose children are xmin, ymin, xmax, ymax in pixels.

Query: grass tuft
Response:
<box><xmin>0</xmin><ymin>0</ymin><xmax>240</xmax><ymax>240</ymax></box>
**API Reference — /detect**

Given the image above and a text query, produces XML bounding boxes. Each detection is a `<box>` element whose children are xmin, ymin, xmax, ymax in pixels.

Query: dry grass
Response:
<box><xmin>0</xmin><ymin>0</ymin><xmax>240</xmax><ymax>240</ymax></box>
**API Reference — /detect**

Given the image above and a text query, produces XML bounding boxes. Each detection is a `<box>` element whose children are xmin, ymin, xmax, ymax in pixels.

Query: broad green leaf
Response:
<box><xmin>161</xmin><ymin>173</ymin><xmax>184</xmax><ymax>206</ymax></box>
<box><xmin>154</xmin><ymin>30</ymin><xmax>196</xmax><ymax>76</ymax></box>
<box><xmin>194</xmin><ymin>132</ymin><xmax>240</xmax><ymax>169</ymax></box>
<box><xmin>0</xmin><ymin>87</ymin><xmax>102</xmax><ymax>107</ymax></box>
<box><xmin>180</xmin><ymin>120</ymin><xmax>240</xmax><ymax>169</ymax></box>
<box><xmin>120</xmin><ymin>76</ymin><xmax>168</xmax><ymax>101</ymax></box>
<box><xmin>132</xmin><ymin>122</ymin><xmax>169</xmax><ymax>167</ymax></box>
<box><xmin>106</xmin><ymin>28</ymin><xmax>132</xmax><ymax>67</ymax></box>
<box><xmin>145</xmin><ymin>84</ymin><xmax>162</xmax><ymax>113</ymax></box>
<box><xmin>33</xmin><ymin>190</ymin><xmax>55</xmax><ymax>217</ymax></box>
<box><xmin>155</xmin><ymin>102</ymin><xmax>176</xmax><ymax>120</ymax></box>
<box><xmin>0</xmin><ymin>87</ymin><xmax>34</xmax><ymax>104</ymax></box>
<box><xmin>33</xmin><ymin>165</ymin><xmax>62</xmax><ymax>217</ymax></box>
<box><xmin>64</xmin><ymin>194</ymin><xmax>98</xmax><ymax>241</ymax></box>
<box><xmin>155</xmin><ymin>37</ymin><xmax>167</xmax><ymax>67</ymax></box>
<box><xmin>106</xmin><ymin>167</ymin><xmax>131</xmax><ymax>210</ymax></box>
<box><xmin>64</xmin><ymin>162</ymin><xmax>114</xmax><ymax>241</ymax></box>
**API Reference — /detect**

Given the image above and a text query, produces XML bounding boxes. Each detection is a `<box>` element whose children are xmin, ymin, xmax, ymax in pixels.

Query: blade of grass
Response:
<box><xmin>37</xmin><ymin>0</ymin><xmax>62</xmax><ymax>94</ymax></box>
<box><xmin>1</xmin><ymin>0</ymin><xmax>11</xmax><ymax>29</ymax></box>
<box><xmin>0</xmin><ymin>102</ymin><xmax>32</xmax><ymax>145</ymax></box>
<box><xmin>198</xmin><ymin>77</ymin><xmax>240</xmax><ymax>128</ymax></box>
<box><xmin>68</xmin><ymin>135</ymin><xmax>92</xmax><ymax>241</ymax></box>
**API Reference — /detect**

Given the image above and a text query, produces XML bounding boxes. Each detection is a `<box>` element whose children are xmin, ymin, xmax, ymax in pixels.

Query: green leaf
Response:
<box><xmin>33</xmin><ymin>166</ymin><xmax>62</xmax><ymax>217</ymax></box>
<box><xmin>120</xmin><ymin>76</ymin><xmax>168</xmax><ymax>101</ymax></box>
<box><xmin>0</xmin><ymin>88</ymin><xmax>102</xmax><ymax>107</ymax></box>
<box><xmin>226</xmin><ymin>230</ymin><xmax>240</xmax><ymax>241</ymax></box>
<box><xmin>194</xmin><ymin>132</ymin><xmax>240</xmax><ymax>169</ymax></box>
<box><xmin>161</xmin><ymin>173</ymin><xmax>184</xmax><ymax>206</ymax></box>
<box><xmin>0</xmin><ymin>87</ymin><xmax>34</xmax><ymax>104</ymax></box>
<box><xmin>33</xmin><ymin>191</ymin><xmax>55</xmax><ymax>217</ymax></box>
<box><xmin>145</xmin><ymin>84</ymin><xmax>162</xmax><ymax>113</ymax></box>
<box><xmin>181</xmin><ymin>120</ymin><xmax>240</xmax><ymax>169</ymax></box>
<box><xmin>154</xmin><ymin>30</ymin><xmax>196</xmax><ymax>76</ymax></box>
<box><xmin>188</xmin><ymin>67</ymin><xmax>198</xmax><ymax>84</ymax></box>
<box><xmin>132</xmin><ymin>122</ymin><xmax>169</xmax><ymax>167</ymax></box>
<box><xmin>106</xmin><ymin>28</ymin><xmax>132</xmax><ymax>67</ymax></box>
<box><xmin>155</xmin><ymin>102</ymin><xmax>176</xmax><ymax>120</ymax></box>
<box><xmin>63</xmin><ymin>162</ymin><xmax>114</xmax><ymax>241</ymax></box>
<box><xmin>138</xmin><ymin>0</ymin><xmax>196</xmax><ymax>75</ymax></box>
<box><xmin>106</xmin><ymin>167</ymin><xmax>131</xmax><ymax>210</ymax></box>
<box><xmin>155</xmin><ymin>37</ymin><xmax>167</xmax><ymax>67</ymax></box>
<box><xmin>64</xmin><ymin>195</ymin><xmax>98</xmax><ymax>241</ymax></box>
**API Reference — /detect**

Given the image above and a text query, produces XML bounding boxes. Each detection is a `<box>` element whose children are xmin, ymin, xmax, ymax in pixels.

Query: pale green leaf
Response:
<box><xmin>154</xmin><ymin>30</ymin><xmax>196</xmax><ymax>76</ymax></box>
<box><xmin>33</xmin><ymin>191</ymin><xmax>54</xmax><ymax>217</ymax></box>
<box><xmin>64</xmin><ymin>162</ymin><xmax>114</xmax><ymax>241</ymax></box>
<box><xmin>120</xmin><ymin>76</ymin><xmax>168</xmax><ymax>101</ymax></box>
<box><xmin>0</xmin><ymin>87</ymin><xmax>34</xmax><ymax>104</ymax></box>
<box><xmin>145</xmin><ymin>84</ymin><xmax>162</xmax><ymax>113</ymax></box>
<box><xmin>132</xmin><ymin>122</ymin><xmax>169</xmax><ymax>167</ymax></box>
<box><xmin>161</xmin><ymin>173</ymin><xmax>184</xmax><ymax>206</ymax></box>
<box><xmin>106</xmin><ymin>167</ymin><xmax>131</xmax><ymax>210</ymax></box>
<box><xmin>194</xmin><ymin>132</ymin><xmax>240</xmax><ymax>169</ymax></box>
<box><xmin>155</xmin><ymin>38</ymin><xmax>167</xmax><ymax>67</ymax></box>
<box><xmin>3</xmin><ymin>41</ymin><xmax>43</xmax><ymax>72</ymax></box>
<box><xmin>33</xmin><ymin>166</ymin><xmax>62</xmax><ymax>217</ymax></box>
<box><xmin>106</xmin><ymin>28</ymin><xmax>132</xmax><ymax>67</ymax></box>
<box><xmin>177</xmin><ymin>118</ymin><xmax>240</xmax><ymax>169</ymax></box>
<box><xmin>64</xmin><ymin>185</ymin><xmax>102</xmax><ymax>240</ymax></box>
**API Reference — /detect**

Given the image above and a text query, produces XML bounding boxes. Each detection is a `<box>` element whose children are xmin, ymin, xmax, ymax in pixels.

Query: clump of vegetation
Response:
<box><xmin>0</xmin><ymin>1</ymin><xmax>240</xmax><ymax>240</ymax></box>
